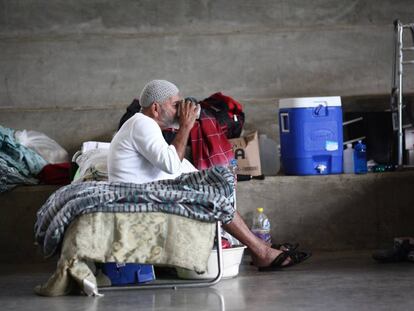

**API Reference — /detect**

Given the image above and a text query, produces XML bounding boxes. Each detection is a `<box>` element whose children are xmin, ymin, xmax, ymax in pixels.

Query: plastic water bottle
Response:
<box><xmin>251</xmin><ymin>207</ymin><xmax>272</xmax><ymax>244</ymax></box>
<box><xmin>354</xmin><ymin>140</ymin><xmax>367</xmax><ymax>174</ymax></box>
<box><xmin>343</xmin><ymin>143</ymin><xmax>354</xmax><ymax>174</ymax></box>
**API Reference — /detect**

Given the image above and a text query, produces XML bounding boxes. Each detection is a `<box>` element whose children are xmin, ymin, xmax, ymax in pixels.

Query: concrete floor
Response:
<box><xmin>1</xmin><ymin>251</ymin><xmax>413</xmax><ymax>311</ymax></box>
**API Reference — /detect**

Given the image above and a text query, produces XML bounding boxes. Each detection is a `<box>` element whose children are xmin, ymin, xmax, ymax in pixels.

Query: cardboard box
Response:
<box><xmin>229</xmin><ymin>131</ymin><xmax>262</xmax><ymax>176</ymax></box>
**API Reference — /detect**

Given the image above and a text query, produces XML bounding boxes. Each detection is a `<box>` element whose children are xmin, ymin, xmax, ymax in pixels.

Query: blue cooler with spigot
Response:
<box><xmin>278</xmin><ymin>96</ymin><xmax>343</xmax><ymax>175</ymax></box>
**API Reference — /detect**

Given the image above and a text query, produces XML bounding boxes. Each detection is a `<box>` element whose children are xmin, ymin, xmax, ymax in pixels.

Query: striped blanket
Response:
<box><xmin>35</xmin><ymin>166</ymin><xmax>236</xmax><ymax>258</ymax></box>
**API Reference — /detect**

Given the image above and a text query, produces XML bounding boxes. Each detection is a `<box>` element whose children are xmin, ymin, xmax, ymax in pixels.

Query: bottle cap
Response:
<box><xmin>347</xmin><ymin>143</ymin><xmax>352</xmax><ymax>148</ymax></box>
<box><xmin>257</xmin><ymin>207</ymin><xmax>264</xmax><ymax>213</ymax></box>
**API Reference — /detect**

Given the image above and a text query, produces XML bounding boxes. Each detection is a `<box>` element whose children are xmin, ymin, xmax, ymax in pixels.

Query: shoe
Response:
<box><xmin>407</xmin><ymin>251</ymin><xmax>414</xmax><ymax>262</ymax></box>
<box><xmin>372</xmin><ymin>239</ymin><xmax>413</xmax><ymax>263</ymax></box>
<box><xmin>250</xmin><ymin>242</ymin><xmax>300</xmax><ymax>265</ymax></box>
<box><xmin>258</xmin><ymin>249</ymin><xmax>312</xmax><ymax>272</ymax></box>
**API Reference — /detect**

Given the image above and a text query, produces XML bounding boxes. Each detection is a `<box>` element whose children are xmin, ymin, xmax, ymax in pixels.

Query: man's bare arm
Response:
<box><xmin>171</xmin><ymin>100</ymin><xmax>198</xmax><ymax>160</ymax></box>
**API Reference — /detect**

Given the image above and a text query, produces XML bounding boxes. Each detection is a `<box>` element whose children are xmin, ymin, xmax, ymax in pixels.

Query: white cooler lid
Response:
<box><xmin>279</xmin><ymin>96</ymin><xmax>341</xmax><ymax>108</ymax></box>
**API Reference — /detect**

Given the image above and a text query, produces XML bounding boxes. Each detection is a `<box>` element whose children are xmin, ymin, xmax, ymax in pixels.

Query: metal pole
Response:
<box><xmin>397</xmin><ymin>21</ymin><xmax>404</xmax><ymax>166</ymax></box>
<box><xmin>392</xmin><ymin>20</ymin><xmax>399</xmax><ymax>95</ymax></box>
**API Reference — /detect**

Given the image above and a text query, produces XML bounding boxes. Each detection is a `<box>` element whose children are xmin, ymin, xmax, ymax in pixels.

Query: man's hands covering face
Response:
<box><xmin>178</xmin><ymin>99</ymin><xmax>199</xmax><ymax>130</ymax></box>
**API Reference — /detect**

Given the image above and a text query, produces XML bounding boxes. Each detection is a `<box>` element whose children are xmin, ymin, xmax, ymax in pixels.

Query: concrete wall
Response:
<box><xmin>237</xmin><ymin>171</ymin><xmax>414</xmax><ymax>251</ymax></box>
<box><xmin>1</xmin><ymin>1</ymin><xmax>414</xmax><ymax>152</ymax></box>
<box><xmin>2</xmin><ymin>1</ymin><xmax>414</xmax><ymax>259</ymax></box>
<box><xmin>2</xmin><ymin>171</ymin><xmax>414</xmax><ymax>263</ymax></box>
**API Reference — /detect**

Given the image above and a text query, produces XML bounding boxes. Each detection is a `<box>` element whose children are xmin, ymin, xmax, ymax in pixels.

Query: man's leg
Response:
<box><xmin>222</xmin><ymin>211</ymin><xmax>289</xmax><ymax>267</ymax></box>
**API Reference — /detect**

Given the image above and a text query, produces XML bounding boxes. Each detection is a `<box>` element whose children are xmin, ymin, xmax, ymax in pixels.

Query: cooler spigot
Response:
<box><xmin>316</xmin><ymin>164</ymin><xmax>327</xmax><ymax>174</ymax></box>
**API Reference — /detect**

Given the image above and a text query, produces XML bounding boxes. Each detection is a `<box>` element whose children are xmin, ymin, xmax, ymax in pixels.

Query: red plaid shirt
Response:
<box><xmin>190</xmin><ymin>111</ymin><xmax>234</xmax><ymax>170</ymax></box>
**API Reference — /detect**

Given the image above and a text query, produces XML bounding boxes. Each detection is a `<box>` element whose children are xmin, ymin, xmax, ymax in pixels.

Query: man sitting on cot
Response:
<box><xmin>108</xmin><ymin>79</ymin><xmax>310</xmax><ymax>271</ymax></box>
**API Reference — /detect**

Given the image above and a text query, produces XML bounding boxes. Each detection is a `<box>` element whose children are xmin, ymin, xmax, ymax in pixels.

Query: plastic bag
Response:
<box><xmin>14</xmin><ymin>130</ymin><xmax>69</xmax><ymax>164</ymax></box>
<box><xmin>72</xmin><ymin>148</ymin><xmax>109</xmax><ymax>182</ymax></box>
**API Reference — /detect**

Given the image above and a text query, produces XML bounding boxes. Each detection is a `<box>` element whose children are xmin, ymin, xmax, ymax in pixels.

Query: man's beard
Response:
<box><xmin>159</xmin><ymin>107</ymin><xmax>179</xmax><ymax>129</ymax></box>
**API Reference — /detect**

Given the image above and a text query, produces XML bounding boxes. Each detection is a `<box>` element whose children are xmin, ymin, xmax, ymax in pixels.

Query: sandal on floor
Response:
<box><xmin>258</xmin><ymin>249</ymin><xmax>312</xmax><ymax>272</ymax></box>
<box><xmin>250</xmin><ymin>242</ymin><xmax>300</xmax><ymax>265</ymax></box>
<box><xmin>372</xmin><ymin>239</ymin><xmax>413</xmax><ymax>263</ymax></box>
<box><xmin>271</xmin><ymin>242</ymin><xmax>299</xmax><ymax>252</ymax></box>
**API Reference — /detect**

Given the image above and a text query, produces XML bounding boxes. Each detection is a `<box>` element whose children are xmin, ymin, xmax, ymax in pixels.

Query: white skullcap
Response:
<box><xmin>139</xmin><ymin>80</ymin><xmax>179</xmax><ymax>108</ymax></box>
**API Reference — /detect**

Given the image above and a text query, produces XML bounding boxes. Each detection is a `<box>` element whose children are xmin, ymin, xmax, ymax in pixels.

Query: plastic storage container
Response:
<box><xmin>279</xmin><ymin>96</ymin><xmax>343</xmax><ymax>175</ymax></box>
<box><xmin>354</xmin><ymin>140</ymin><xmax>367</xmax><ymax>174</ymax></box>
<box><xmin>343</xmin><ymin>143</ymin><xmax>354</xmax><ymax>174</ymax></box>
<box><xmin>251</xmin><ymin>207</ymin><xmax>272</xmax><ymax>244</ymax></box>
<box><xmin>259</xmin><ymin>134</ymin><xmax>280</xmax><ymax>175</ymax></box>
<box><xmin>101</xmin><ymin>263</ymin><xmax>155</xmax><ymax>285</ymax></box>
<box><xmin>176</xmin><ymin>246</ymin><xmax>246</xmax><ymax>279</ymax></box>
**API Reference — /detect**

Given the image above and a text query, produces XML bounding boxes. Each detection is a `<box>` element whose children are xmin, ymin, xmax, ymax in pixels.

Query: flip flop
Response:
<box><xmin>372</xmin><ymin>239</ymin><xmax>413</xmax><ymax>263</ymax></box>
<box><xmin>272</xmin><ymin>242</ymin><xmax>299</xmax><ymax>252</ymax></box>
<box><xmin>258</xmin><ymin>249</ymin><xmax>312</xmax><ymax>272</ymax></box>
<box><xmin>250</xmin><ymin>242</ymin><xmax>300</xmax><ymax>265</ymax></box>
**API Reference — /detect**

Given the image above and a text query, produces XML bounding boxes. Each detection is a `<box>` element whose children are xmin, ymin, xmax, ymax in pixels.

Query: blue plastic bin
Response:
<box><xmin>278</xmin><ymin>96</ymin><xmax>343</xmax><ymax>175</ymax></box>
<box><xmin>101</xmin><ymin>263</ymin><xmax>155</xmax><ymax>286</ymax></box>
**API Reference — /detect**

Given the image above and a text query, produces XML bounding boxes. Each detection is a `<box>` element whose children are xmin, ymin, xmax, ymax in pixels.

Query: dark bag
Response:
<box><xmin>199</xmin><ymin>92</ymin><xmax>245</xmax><ymax>139</ymax></box>
<box><xmin>118</xmin><ymin>99</ymin><xmax>141</xmax><ymax>130</ymax></box>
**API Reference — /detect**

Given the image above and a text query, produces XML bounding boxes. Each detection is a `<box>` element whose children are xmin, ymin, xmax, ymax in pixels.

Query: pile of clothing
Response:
<box><xmin>0</xmin><ymin>125</ymin><xmax>70</xmax><ymax>192</ymax></box>
<box><xmin>71</xmin><ymin>142</ymin><xmax>111</xmax><ymax>182</ymax></box>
